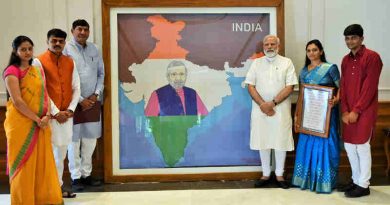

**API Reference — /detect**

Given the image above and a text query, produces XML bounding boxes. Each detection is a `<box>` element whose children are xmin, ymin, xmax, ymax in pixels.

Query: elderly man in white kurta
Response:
<box><xmin>245</xmin><ymin>35</ymin><xmax>297</xmax><ymax>189</ymax></box>
<box><xmin>63</xmin><ymin>19</ymin><xmax>104</xmax><ymax>190</ymax></box>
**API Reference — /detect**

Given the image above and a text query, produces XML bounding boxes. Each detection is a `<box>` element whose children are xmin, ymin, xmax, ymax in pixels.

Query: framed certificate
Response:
<box><xmin>295</xmin><ymin>84</ymin><xmax>334</xmax><ymax>138</ymax></box>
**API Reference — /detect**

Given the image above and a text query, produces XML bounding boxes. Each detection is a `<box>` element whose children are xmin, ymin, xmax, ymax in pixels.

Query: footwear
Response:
<box><xmin>254</xmin><ymin>178</ymin><xmax>271</xmax><ymax>188</ymax></box>
<box><xmin>81</xmin><ymin>176</ymin><xmax>102</xmax><ymax>186</ymax></box>
<box><xmin>337</xmin><ymin>182</ymin><xmax>356</xmax><ymax>192</ymax></box>
<box><xmin>276</xmin><ymin>180</ymin><xmax>290</xmax><ymax>189</ymax></box>
<box><xmin>62</xmin><ymin>186</ymin><xmax>77</xmax><ymax>198</ymax></box>
<box><xmin>72</xmin><ymin>179</ymin><xmax>85</xmax><ymax>191</ymax></box>
<box><xmin>345</xmin><ymin>185</ymin><xmax>370</xmax><ymax>198</ymax></box>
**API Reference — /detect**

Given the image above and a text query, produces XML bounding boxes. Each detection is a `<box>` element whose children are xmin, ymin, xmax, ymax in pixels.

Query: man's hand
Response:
<box><xmin>54</xmin><ymin>111</ymin><xmax>68</xmax><ymax>124</ymax></box>
<box><xmin>348</xmin><ymin>111</ymin><xmax>359</xmax><ymax>123</ymax></box>
<box><xmin>342</xmin><ymin>112</ymin><xmax>349</xmax><ymax>124</ymax></box>
<box><xmin>80</xmin><ymin>98</ymin><xmax>95</xmax><ymax>111</ymax></box>
<box><xmin>66</xmin><ymin>109</ymin><xmax>74</xmax><ymax>118</ymax></box>
<box><xmin>259</xmin><ymin>101</ymin><xmax>275</xmax><ymax>116</ymax></box>
<box><xmin>88</xmin><ymin>94</ymin><xmax>98</xmax><ymax>103</ymax></box>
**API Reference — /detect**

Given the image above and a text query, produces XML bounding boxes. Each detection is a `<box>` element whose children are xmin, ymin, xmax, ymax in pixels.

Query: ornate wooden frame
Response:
<box><xmin>295</xmin><ymin>84</ymin><xmax>334</xmax><ymax>138</ymax></box>
<box><xmin>102</xmin><ymin>0</ymin><xmax>285</xmax><ymax>182</ymax></box>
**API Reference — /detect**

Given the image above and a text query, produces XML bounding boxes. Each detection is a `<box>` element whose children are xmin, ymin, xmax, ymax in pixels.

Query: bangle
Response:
<box><xmin>272</xmin><ymin>99</ymin><xmax>278</xmax><ymax>106</ymax></box>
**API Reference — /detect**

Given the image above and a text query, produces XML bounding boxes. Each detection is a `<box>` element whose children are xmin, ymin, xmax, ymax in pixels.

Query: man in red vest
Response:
<box><xmin>34</xmin><ymin>28</ymin><xmax>80</xmax><ymax>198</ymax></box>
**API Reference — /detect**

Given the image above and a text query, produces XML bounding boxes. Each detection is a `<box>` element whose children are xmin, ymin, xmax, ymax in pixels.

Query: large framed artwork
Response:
<box><xmin>102</xmin><ymin>0</ymin><xmax>285</xmax><ymax>182</ymax></box>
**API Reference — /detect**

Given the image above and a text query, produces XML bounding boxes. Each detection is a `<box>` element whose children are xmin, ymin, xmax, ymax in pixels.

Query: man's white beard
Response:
<box><xmin>170</xmin><ymin>81</ymin><xmax>185</xmax><ymax>90</ymax></box>
<box><xmin>264</xmin><ymin>49</ymin><xmax>278</xmax><ymax>58</ymax></box>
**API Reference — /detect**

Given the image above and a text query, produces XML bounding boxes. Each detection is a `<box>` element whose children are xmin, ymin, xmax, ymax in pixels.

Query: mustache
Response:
<box><xmin>170</xmin><ymin>80</ymin><xmax>185</xmax><ymax>89</ymax></box>
<box><xmin>54</xmin><ymin>45</ymin><xmax>62</xmax><ymax>49</ymax></box>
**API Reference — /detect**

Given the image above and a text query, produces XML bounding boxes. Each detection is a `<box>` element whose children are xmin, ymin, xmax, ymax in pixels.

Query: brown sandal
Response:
<box><xmin>62</xmin><ymin>186</ymin><xmax>76</xmax><ymax>198</ymax></box>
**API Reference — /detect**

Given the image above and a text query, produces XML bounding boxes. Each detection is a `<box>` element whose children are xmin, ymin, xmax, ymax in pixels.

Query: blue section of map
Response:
<box><xmin>119</xmin><ymin>72</ymin><xmax>260</xmax><ymax>168</ymax></box>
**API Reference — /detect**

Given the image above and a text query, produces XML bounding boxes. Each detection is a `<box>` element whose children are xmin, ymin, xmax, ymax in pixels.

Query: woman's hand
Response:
<box><xmin>38</xmin><ymin>115</ymin><xmax>50</xmax><ymax>128</ymax></box>
<box><xmin>294</xmin><ymin>115</ymin><xmax>300</xmax><ymax>133</ymax></box>
<box><xmin>329</xmin><ymin>96</ymin><xmax>339</xmax><ymax>108</ymax></box>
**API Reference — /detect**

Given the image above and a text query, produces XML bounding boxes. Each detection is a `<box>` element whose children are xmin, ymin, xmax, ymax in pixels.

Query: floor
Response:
<box><xmin>1</xmin><ymin>173</ymin><xmax>390</xmax><ymax>204</ymax></box>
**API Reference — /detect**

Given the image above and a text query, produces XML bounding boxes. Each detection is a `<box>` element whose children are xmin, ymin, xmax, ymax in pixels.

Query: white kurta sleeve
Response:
<box><xmin>245</xmin><ymin>59</ymin><xmax>258</xmax><ymax>85</ymax></box>
<box><xmin>67</xmin><ymin>61</ymin><xmax>81</xmax><ymax>112</ymax></box>
<box><xmin>94</xmin><ymin>46</ymin><xmax>105</xmax><ymax>96</ymax></box>
<box><xmin>285</xmin><ymin>59</ymin><xmax>298</xmax><ymax>86</ymax></box>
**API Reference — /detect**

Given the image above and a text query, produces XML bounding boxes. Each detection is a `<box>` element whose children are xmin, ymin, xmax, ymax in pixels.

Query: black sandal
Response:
<box><xmin>62</xmin><ymin>186</ymin><xmax>76</xmax><ymax>198</ymax></box>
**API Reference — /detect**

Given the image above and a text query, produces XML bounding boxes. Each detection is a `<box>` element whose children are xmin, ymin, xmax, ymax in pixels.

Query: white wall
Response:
<box><xmin>0</xmin><ymin>0</ymin><xmax>389</xmax><ymax>105</ymax></box>
<box><xmin>285</xmin><ymin>0</ymin><xmax>390</xmax><ymax>100</ymax></box>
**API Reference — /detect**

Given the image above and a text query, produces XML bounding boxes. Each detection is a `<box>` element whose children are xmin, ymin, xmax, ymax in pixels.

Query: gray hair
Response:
<box><xmin>263</xmin><ymin>35</ymin><xmax>280</xmax><ymax>45</ymax></box>
<box><xmin>166</xmin><ymin>60</ymin><xmax>187</xmax><ymax>75</ymax></box>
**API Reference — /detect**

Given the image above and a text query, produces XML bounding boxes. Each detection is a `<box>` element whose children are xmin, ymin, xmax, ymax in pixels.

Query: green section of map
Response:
<box><xmin>147</xmin><ymin>116</ymin><xmax>204</xmax><ymax>167</ymax></box>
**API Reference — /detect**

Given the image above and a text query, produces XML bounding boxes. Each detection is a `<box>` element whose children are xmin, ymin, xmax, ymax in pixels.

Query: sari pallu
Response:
<box><xmin>292</xmin><ymin>63</ymin><xmax>341</xmax><ymax>193</ymax></box>
<box><xmin>4</xmin><ymin>65</ymin><xmax>62</xmax><ymax>204</ymax></box>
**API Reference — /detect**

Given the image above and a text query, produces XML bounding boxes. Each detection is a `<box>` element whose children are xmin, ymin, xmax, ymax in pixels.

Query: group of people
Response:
<box><xmin>2</xmin><ymin>20</ymin><xmax>382</xmax><ymax>204</ymax></box>
<box><xmin>246</xmin><ymin>24</ymin><xmax>382</xmax><ymax>198</ymax></box>
<box><xmin>3</xmin><ymin>19</ymin><xmax>104</xmax><ymax>204</ymax></box>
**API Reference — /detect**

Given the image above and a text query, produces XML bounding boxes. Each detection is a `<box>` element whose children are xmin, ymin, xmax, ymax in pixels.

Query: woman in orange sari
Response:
<box><xmin>3</xmin><ymin>36</ymin><xmax>63</xmax><ymax>204</ymax></box>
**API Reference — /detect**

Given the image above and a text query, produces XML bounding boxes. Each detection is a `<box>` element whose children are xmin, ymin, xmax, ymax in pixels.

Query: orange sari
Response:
<box><xmin>4</xmin><ymin>65</ymin><xmax>63</xmax><ymax>205</ymax></box>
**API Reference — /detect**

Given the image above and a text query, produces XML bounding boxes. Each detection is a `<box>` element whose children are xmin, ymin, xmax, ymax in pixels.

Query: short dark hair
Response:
<box><xmin>72</xmin><ymin>19</ymin><xmax>90</xmax><ymax>30</ymax></box>
<box><xmin>343</xmin><ymin>24</ymin><xmax>364</xmax><ymax>37</ymax></box>
<box><xmin>47</xmin><ymin>28</ymin><xmax>67</xmax><ymax>40</ymax></box>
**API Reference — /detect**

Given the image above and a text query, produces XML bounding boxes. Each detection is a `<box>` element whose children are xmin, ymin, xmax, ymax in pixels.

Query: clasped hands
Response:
<box><xmin>36</xmin><ymin>115</ymin><xmax>50</xmax><ymax>128</ymax></box>
<box><xmin>53</xmin><ymin>110</ymin><xmax>74</xmax><ymax>124</ymax></box>
<box><xmin>259</xmin><ymin>101</ymin><xmax>275</xmax><ymax>116</ymax></box>
<box><xmin>80</xmin><ymin>94</ymin><xmax>98</xmax><ymax>111</ymax></box>
<box><xmin>342</xmin><ymin>111</ymin><xmax>359</xmax><ymax>125</ymax></box>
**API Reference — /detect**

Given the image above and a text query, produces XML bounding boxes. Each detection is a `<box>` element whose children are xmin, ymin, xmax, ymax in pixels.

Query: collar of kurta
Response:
<box><xmin>349</xmin><ymin>45</ymin><xmax>366</xmax><ymax>58</ymax></box>
<box><xmin>71</xmin><ymin>37</ymin><xmax>88</xmax><ymax>51</ymax></box>
<box><xmin>46</xmin><ymin>49</ymin><xmax>63</xmax><ymax>59</ymax></box>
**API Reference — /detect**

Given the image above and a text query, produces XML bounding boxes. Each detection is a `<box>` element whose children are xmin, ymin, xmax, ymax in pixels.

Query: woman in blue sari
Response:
<box><xmin>292</xmin><ymin>39</ymin><xmax>340</xmax><ymax>193</ymax></box>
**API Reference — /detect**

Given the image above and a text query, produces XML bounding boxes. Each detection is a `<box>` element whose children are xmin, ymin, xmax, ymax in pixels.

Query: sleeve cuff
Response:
<box><xmin>352</xmin><ymin>108</ymin><xmax>361</xmax><ymax>114</ymax></box>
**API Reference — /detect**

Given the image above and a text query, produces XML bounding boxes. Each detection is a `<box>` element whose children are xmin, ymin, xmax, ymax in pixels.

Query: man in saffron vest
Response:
<box><xmin>144</xmin><ymin>60</ymin><xmax>208</xmax><ymax>116</ymax></box>
<box><xmin>35</xmin><ymin>28</ymin><xmax>81</xmax><ymax>197</ymax></box>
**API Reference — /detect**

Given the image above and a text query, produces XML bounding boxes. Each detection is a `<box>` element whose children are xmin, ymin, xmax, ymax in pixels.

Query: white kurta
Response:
<box><xmin>245</xmin><ymin>55</ymin><xmax>298</xmax><ymax>151</ymax></box>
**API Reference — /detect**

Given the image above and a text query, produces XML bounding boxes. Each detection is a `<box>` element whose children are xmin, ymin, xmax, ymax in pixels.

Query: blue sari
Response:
<box><xmin>292</xmin><ymin>63</ymin><xmax>340</xmax><ymax>193</ymax></box>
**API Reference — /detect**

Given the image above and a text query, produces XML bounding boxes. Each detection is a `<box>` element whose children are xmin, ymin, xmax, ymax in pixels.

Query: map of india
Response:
<box><xmin>118</xmin><ymin>13</ymin><xmax>269</xmax><ymax>168</ymax></box>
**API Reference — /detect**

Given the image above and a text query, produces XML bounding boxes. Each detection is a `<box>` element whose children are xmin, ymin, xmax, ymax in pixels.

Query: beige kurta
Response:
<box><xmin>245</xmin><ymin>55</ymin><xmax>298</xmax><ymax>151</ymax></box>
